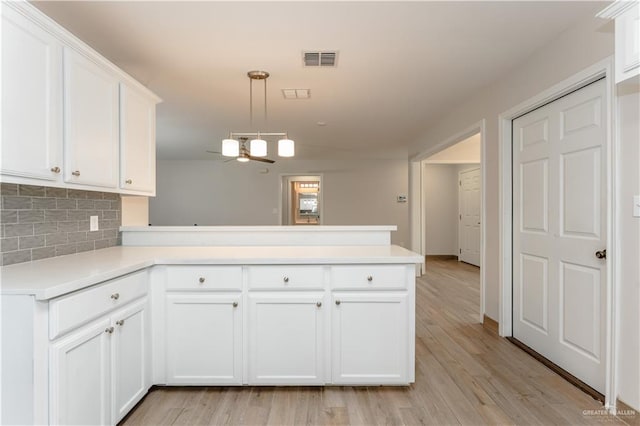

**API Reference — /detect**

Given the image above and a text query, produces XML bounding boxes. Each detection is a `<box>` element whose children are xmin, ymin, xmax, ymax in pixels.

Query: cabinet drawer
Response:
<box><xmin>49</xmin><ymin>270</ymin><xmax>147</xmax><ymax>339</ymax></box>
<box><xmin>331</xmin><ymin>265</ymin><xmax>407</xmax><ymax>290</ymax></box>
<box><xmin>166</xmin><ymin>266</ymin><xmax>242</xmax><ymax>291</ymax></box>
<box><xmin>247</xmin><ymin>265</ymin><xmax>324</xmax><ymax>290</ymax></box>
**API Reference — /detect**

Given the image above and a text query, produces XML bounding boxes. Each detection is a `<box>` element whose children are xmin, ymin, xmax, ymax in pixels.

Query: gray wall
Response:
<box><xmin>150</xmin><ymin>156</ymin><xmax>410</xmax><ymax>247</ymax></box>
<box><xmin>423</xmin><ymin>164</ymin><xmax>479</xmax><ymax>256</ymax></box>
<box><xmin>0</xmin><ymin>184</ymin><xmax>121</xmax><ymax>266</ymax></box>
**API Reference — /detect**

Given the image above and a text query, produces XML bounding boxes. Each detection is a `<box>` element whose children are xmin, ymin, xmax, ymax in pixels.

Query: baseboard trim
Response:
<box><xmin>482</xmin><ymin>315</ymin><xmax>498</xmax><ymax>334</ymax></box>
<box><xmin>425</xmin><ymin>255</ymin><xmax>458</xmax><ymax>261</ymax></box>
<box><xmin>507</xmin><ymin>337</ymin><xmax>604</xmax><ymax>404</ymax></box>
<box><xmin>616</xmin><ymin>399</ymin><xmax>639</xmax><ymax>425</ymax></box>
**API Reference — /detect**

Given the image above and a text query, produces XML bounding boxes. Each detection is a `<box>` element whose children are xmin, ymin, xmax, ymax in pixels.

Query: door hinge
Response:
<box><xmin>459</xmin><ymin>214</ymin><xmax>462</xmax><ymax>220</ymax></box>
<box><xmin>459</xmin><ymin>181</ymin><xmax>462</xmax><ymax>186</ymax></box>
<box><xmin>460</xmin><ymin>248</ymin><xmax>462</xmax><ymax>254</ymax></box>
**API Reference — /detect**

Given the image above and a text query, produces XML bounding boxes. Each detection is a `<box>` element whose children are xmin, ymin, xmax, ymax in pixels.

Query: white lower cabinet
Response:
<box><xmin>165</xmin><ymin>294</ymin><xmax>242</xmax><ymax>385</ymax></box>
<box><xmin>49</xmin><ymin>297</ymin><xmax>149</xmax><ymax>425</ymax></box>
<box><xmin>248</xmin><ymin>293</ymin><xmax>325</xmax><ymax>385</ymax></box>
<box><xmin>331</xmin><ymin>292</ymin><xmax>409</xmax><ymax>384</ymax></box>
<box><xmin>112</xmin><ymin>299</ymin><xmax>148</xmax><ymax>423</ymax></box>
<box><xmin>50</xmin><ymin>318</ymin><xmax>111</xmax><ymax>426</ymax></box>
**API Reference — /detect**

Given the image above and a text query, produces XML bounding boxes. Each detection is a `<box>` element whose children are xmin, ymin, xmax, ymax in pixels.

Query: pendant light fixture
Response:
<box><xmin>222</xmin><ymin>70</ymin><xmax>295</xmax><ymax>161</ymax></box>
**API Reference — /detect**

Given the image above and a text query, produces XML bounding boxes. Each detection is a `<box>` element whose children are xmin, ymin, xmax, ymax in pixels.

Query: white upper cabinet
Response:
<box><xmin>120</xmin><ymin>83</ymin><xmax>156</xmax><ymax>194</ymax></box>
<box><xmin>0</xmin><ymin>2</ymin><xmax>160</xmax><ymax>194</ymax></box>
<box><xmin>598</xmin><ymin>1</ymin><xmax>640</xmax><ymax>84</ymax></box>
<box><xmin>63</xmin><ymin>47</ymin><xmax>119</xmax><ymax>188</ymax></box>
<box><xmin>1</xmin><ymin>5</ymin><xmax>62</xmax><ymax>181</ymax></box>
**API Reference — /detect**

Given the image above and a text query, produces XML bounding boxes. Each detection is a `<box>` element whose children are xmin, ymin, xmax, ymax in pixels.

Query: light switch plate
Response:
<box><xmin>90</xmin><ymin>215</ymin><xmax>99</xmax><ymax>231</ymax></box>
<box><xmin>634</xmin><ymin>195</ymin><xmax>640</xmax><ymax>218</ymax></box>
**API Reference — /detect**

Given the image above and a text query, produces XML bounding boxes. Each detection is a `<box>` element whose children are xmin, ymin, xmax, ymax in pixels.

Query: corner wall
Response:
<box><xmin>410</xmin><ymin>15</ymin><xmax>614</xmax><ymax>321</ymax></box>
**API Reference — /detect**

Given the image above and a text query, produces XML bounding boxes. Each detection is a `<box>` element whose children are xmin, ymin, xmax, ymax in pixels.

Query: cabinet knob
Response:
<box><xmin>116</xmin><ymin>319</ymin><xmax>125</xmax><ymax>326</ymax></box>
<box><xmin>199</xmin><ymin>277</ymin><xmax>205</xmax><ymax>284</ymax></box>
<box><xmin>232</xmin><ymin>302</ymin><xmax>238</xmax><ymax>308</ymax></box>
<box><xmin>71</xmin><ymin>170</ymin><xmax>80</xmax><ymax>176</ymax></box>
<box><xmin>283</xmin><ymin>276</ymin><xmax>289</xmax><ymax>283</ymax></box>
<box><xmin>335</xmin><ymin>300</ymin><xmax>341</xmax><ymax>306</ymax></box>
<box><xmin>105</xmin><ymin>327</ymin><xmax>114</xmax><ymax>334</ymax></box>
<box><xmin>367</xmin><ymin>275</ymin><xmax>373</xmax><ymax>282</ymax></box>
<box><xmin>50</xmin><ymin>166</ymin><xmax>61</xmax><ymax>173</ymax></box>
<box><xmin>125</xmin><ymin>179</ymin><xmax>133</xmax><ymax>184</ymax></box>
<box><xmin>316</xmin><ymin>301</ymin><xmax>322</xmax><ymax>308</ymax></box>
<box><xmin>110</xmin><ymin>293</ymin><xmax>120</xmax><ymax>300</ymax></box>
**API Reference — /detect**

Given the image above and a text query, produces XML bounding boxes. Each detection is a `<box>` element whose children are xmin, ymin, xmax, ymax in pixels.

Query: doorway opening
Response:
<box><xmin>413</xmin><ymin>124</ymin><xmax>485</xmax><ymax>323</ymax></box>
<box><xmin>281</xmin><ymin>175</ymin><xmax>323</xmax><ymax>225</ymax></box>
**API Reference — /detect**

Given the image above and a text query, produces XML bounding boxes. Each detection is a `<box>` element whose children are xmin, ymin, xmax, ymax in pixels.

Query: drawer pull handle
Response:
<box><xmin>335</xmin><ymin>300</ymin><xmax>341</xmax><ymax>306</ymax></box>
<box><xmin>317</xmin><ymin>301</ymin><xmax>322</xmax><ymax>308</ymax></box>
<box><xmin>232</xmin><ymin>302</ymin><xmax>238</xmax><ymax>308</ymax></box>
<box><xmin>105</xmin><ymin>327</ymin><xmax>114</xmax><ymax>334</ymax></box>
<box><xmin>125</xmin><ymin>179</ymin><xmax>133</xmax><ymax>184</ymax></box>
<box><xmin>283</xmin><ymin>276</ymin><xmax>289</xmax><ymax>283</ymax></box>
<box><xmin>367</xmin><ymin>275</ymin><xmax>373</xmax><ymax>282</ymax></box>
<box><xmin>116</xmin><ymin>320</ymin><xmax>125</xmax><ymax>326</ymax></box>
<box><xmin>199</xmin><ymin>277</ymin><xmax>205</xmax><ymax>284</ymax></box>
<box><xmin>111</xmin><ymin>293</ymin><xmax>120</xmax><ymax>300</ymax></box>
<box><xmin>71</xmin><ymin>170</ymin><xmax>80</xmax><ymax>176</ymax></box>
<box><xmin>50</xmin><ymin>166</ymin><xmax>61</xmax><ymax>173</ymax></box>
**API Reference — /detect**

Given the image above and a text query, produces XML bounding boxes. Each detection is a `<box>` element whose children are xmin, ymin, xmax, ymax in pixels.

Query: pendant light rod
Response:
<box><xmin>247</xmin><ymin>70</ymin><xmax>269</xmax><ymax>126</ymax></box>
<box><xmin>230</xmin><ymin>132</ymin><xmax>287</xmax><ymax>137</ymax></box>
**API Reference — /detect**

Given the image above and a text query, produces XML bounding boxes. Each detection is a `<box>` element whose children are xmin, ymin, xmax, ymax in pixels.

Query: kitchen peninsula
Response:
<box><xmin>1</xmin><ymin>226</ymin><xmax>422</xmax><ymax>425</ymax></box>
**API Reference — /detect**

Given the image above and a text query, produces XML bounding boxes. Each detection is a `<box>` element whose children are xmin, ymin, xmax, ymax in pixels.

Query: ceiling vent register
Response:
<box><xmin>303</xmin><ymin>51</ymin><xmax>337</xmax><ymax>67</ymax></box>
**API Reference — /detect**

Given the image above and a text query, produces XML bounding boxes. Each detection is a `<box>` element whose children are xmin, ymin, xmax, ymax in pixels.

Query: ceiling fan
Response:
<box><xmin>207</xmin><ymin>137</ymin><xmax>275</xmax><ymax>164</ymax></box>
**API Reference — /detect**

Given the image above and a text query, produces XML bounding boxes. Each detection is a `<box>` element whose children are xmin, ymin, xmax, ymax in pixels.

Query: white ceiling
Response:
<box><xmin>32</xmin><ymin>1</ymin><xmax>608</xmax><ymax>160</ymax></box>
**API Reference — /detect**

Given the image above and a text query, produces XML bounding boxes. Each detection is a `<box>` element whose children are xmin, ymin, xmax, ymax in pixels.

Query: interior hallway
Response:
<box><xmin>121</xmin><ymin>259</ymin><xmax>632</xmax><ymax>425</ymax></box>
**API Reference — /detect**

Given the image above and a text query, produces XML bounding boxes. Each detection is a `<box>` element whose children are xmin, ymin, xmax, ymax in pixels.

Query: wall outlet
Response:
<box><xmin>90</xmin><ymin>215</ymin><xmax>99</xmax><ymax>231</ymax></box>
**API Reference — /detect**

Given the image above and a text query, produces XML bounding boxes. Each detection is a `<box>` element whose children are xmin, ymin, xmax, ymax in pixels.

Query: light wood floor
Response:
<box><xmin>122</xmin><ymin>259</ymin><xmax>634</xmax><ymax>426</ymax></box>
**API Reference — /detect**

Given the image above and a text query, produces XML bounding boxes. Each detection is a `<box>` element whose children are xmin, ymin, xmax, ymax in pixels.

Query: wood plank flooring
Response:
<box><xmin>122</xmin><ymin>259</ymin><xmax>635</xmax><ymax>425</ymax></box>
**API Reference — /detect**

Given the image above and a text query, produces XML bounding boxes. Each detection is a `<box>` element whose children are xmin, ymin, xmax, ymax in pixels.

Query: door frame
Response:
<box><xmin>409</xmin><ymin>119</ymin><xmax>486</xmax><ymax>322</ymax></box>
<box><xmin>498</xmin><ymin>57</ymin><xmax>618</xmax><ymax>409</ymax></box>
<box><xmin>458</xmin><ymin>166</ymin><xmax>481</xmax><ymax>267</ymax></box>
<box><xmin>279</xmin><ymin>174</ymin><xmax>324</xmax><ymax>226</ymax></box>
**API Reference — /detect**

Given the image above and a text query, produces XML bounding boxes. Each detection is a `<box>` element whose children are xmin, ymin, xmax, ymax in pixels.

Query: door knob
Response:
<box><xmin>595</xmin><ymin>249</ymin><xmax>606</xmax><ymax>259</ymax></box>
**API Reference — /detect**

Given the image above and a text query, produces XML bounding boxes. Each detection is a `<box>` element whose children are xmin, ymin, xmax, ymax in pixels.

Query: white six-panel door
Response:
<box><xmin>459</xmin><ymin>167</ymin><xmax>481</xmax><ymax>267</ymax></box>
<box><xmin>513</xmin><ymin>78</ymin><xmax>607</xmax><ymax>392</ymax></box>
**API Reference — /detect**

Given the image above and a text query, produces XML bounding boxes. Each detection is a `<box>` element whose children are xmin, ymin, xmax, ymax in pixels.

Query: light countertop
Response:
<box><xmin>0</xmin><ymin>245</ymin><xmax>422</xmax><ymax>300</ymax></box>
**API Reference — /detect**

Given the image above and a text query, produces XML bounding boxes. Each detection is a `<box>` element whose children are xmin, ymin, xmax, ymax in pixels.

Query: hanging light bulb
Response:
<box><xmin>278</xmin><ymin>138</ymin><xmax>295</xmax><ymax>157</ymax></box>
<box><xmin>250</xmin><ymin>138</ymin><xmax>267</xmax><ymax>157</ymax></box>
<box><xmin>221</xmin><ymin>139</ymin><xmax>239</xmax><ymax>157</ymax></box>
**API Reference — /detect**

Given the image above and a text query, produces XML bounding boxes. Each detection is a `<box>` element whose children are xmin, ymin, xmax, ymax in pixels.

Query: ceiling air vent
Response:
<box><xmin>303</xmin><ymin>51</ymin><xmax>338</xmax><ymax>67</ymax></box>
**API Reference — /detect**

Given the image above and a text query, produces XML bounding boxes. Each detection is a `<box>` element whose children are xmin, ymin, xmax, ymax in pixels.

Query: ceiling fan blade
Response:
<box><xmin>206</xmin><ymin>150</ymin><xmax>222</xmax><ymax>154</ymax></box>
<box><xmin>249</xmin><ymin>156</ymin><xmax>275</xmax><ymax>164</ymax></box>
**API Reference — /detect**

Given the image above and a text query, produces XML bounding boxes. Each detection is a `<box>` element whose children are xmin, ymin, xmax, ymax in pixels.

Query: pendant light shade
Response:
<box><xmin>222</xmin><ymin>139</ymin><xmax>239</xmax><ymax>157</ymax></box>
<box><xmin>250</xmin><ymin>139</ymin><xmax>267</xmax><ymax>157</ymax></box>
<box><xmin>278</xmin><ymin>139</ymin><xmax>295</xmax><ymax>157</ymax></box>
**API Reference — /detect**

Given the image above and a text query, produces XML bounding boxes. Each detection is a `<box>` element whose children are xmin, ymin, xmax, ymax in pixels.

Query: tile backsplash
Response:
<box><xmin>0</xmin><ymin>184</ymin><xmax>121</xmax><ymax>266</ymax></box>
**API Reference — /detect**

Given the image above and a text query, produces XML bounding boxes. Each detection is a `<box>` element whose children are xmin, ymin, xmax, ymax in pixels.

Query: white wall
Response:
<box><xmin>423</xmin><ymin>164</ymin><xmax>458</xmax><ymax>255</ymax></box>
<box><xmin>410</xmin><ymin>15</ymin><xmax>614</xmax><ymax>321</ymax></box>
<box><xmin>616</xmin><ymin>88</ymin><xmax>639</xmax><ymax>410</ymax></box>
<box><xmin>149</xmin><ymin>156</ymin><xmax>410</xmax><ymax>247</ymax></box>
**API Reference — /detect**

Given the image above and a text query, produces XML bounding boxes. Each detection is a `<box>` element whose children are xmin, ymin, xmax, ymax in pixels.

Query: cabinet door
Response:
<box><xmin>1</xmin><ymin>4</ymin><xmax>62</xmax><ymax>180</ymax></box>
<box><xmin>50</xmin><ymin>318</ymin><xmax>111</xmax><ymax>426</ymax></box>
<box><xmin>248</xmin><ymin>293</ymin><xmax>325</xmax><ymax>385</ymax></box>
<box><xmin>120</xmin><ymin>83</ymin><xmax>156</xmax><ymax>194</ymax></box>
<box><xmin>63</xmin><ymin>47</ymin><xmax>119</xmax><ymax>188</ymax></box>
<box><xmin>332</xmin><ymin>292</ymin><xmax>408</xmax><ymax>384</ymax></box>
<box><xmin>112</xmin><ymin>299</ymin><xmax>148</xmax><ymax>424</ymax></box>
<box><xmin>166</xmin><ymin>294</ymin><xmax>242</xmax><ymax>384</ymax></box>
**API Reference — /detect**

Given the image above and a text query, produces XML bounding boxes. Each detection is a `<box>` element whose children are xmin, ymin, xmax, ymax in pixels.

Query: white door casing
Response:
<box><xmin>512</xmin><ymin>78</ymin><xmax>607</xmax><ymax>392</ymax></box>
<box><xmin>459</xmin><ymin>167</ymin><xmax>481</xmax><ymax>267</ymax></box>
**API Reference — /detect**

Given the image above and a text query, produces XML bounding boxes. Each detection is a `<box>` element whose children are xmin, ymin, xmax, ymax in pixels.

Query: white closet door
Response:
<box><xmin>513</xmin><ymin>78</ymin><xmax>607</xmax><ymax>392</ymax></box>
<box><xmin>458</xmin><ymin>167</ymin><xmax>481</xmax><ymax>267</ymax></box>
